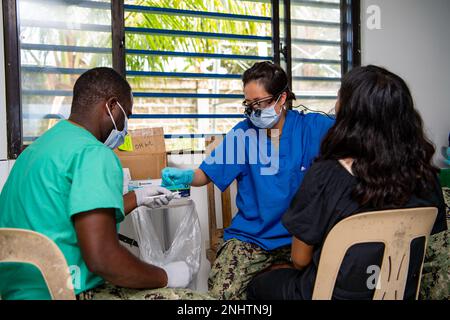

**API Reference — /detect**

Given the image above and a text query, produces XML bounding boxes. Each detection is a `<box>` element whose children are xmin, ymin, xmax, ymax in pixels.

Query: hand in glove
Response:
<box><xmin>161</xmin><ymin>261</ymin><xmax>193</xmax><ymax>288</ymax></box>
<box><xmin>161</xmin><ymin>167</ymin><xmax>195</xmax><ymax>187</ymax></box>
<box><xmin>134</xmin><ymin>186</ymin><xmax>174</xmax><ymax>209</ymax></box>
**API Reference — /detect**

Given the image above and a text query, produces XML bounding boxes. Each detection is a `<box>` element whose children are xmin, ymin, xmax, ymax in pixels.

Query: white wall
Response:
<box><xmin>0</xmin><ymin>160</ymin><xmax>14</xmax><ymax>192</ymax></box>
<box><xmin>0</xmin><ymin>161</ymin><xmax>9</xmax><ymax>191</ymax></box>
<box><xmin>361</xmin><ymin>0</ymin><xmax>450</xmax><ymax>167</ymax></box>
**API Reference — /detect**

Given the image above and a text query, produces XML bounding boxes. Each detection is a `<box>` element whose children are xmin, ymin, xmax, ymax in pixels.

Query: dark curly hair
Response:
<box><xmin>71</xmin><ymin>67</ymin><xmax>131</xmax><ymax>114</ymax></box>
<box><xmin>319</xmin><ymin>65</ymin><xmax>439</xmax><ymax>208</ymax></box>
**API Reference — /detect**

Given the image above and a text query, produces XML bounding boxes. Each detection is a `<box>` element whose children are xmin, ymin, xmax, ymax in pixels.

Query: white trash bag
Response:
<box><xmin>130</xmin><ymin>199</ymin><xmax>202</xmax><ymax>289</ymax></box>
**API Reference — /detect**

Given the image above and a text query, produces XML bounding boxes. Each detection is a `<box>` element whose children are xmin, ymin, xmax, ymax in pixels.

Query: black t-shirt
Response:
<box><xmin>282</xmin><ymin>160</ymin><xmax>448</xmax><ymax>300</ymax></box>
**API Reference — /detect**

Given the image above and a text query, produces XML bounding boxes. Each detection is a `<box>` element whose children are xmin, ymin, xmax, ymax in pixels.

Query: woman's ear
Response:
<box><xmin>279</xmin><ymin>92</ymin><xmax>288</xmax><ymax>109</ymax></box>
<box><xmin>275</xmin><ymin>93</ymin><xmax>287</xmax><ymax>115</ymax></box>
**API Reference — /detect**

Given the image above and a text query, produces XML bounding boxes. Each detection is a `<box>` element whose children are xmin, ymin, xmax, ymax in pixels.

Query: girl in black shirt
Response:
<box><xmin>247</xmin><ymin>65</ymin><xmax>448</xmax><ymax>300</ymax></box>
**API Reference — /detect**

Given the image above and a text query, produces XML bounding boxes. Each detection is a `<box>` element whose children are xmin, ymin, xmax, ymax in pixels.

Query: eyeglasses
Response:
<box><xmin>242</xmin><ymin>96</ymin><xmax>275</xmax><ymax>109</ymax></box>
<box><xmin>243</xmin><ymin>96</ymin><xmax>275</xmax><ymax>118</ymax></box>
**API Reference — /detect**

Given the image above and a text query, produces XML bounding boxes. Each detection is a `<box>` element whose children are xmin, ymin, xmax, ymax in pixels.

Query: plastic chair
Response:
<box><xmin>312</xmin><ymin>207</ymin><xmax>438</xmax><ymax>300</ymax></box>
<box><xmin>0</xmin><ymin>228</ymin><xmax>76</xmax><ymax>300</ymax></box>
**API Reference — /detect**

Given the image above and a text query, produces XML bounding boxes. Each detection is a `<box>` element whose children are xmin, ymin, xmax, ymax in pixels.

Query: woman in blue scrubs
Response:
<box><xmin>162</xmin><ymin>62</ymin><xmax>334</xmax><ymax>300</ymax></box>
<box><xmin>246</xmin><ymin>65</ymin><xmax>448</xmax><ymax>300</ymax></box>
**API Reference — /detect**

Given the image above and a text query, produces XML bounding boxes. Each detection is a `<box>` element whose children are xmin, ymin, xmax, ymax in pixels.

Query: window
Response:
<box><xmin>124</xmin><ymin>0</ymin><xmax>273</xmax><ymax>152</ymax></box>
<box><xmin>288</xmin><ymin>0</ymin><xmax>343</xmax><ymax>112</ymax></box>
<box><xmin>3</xmin><ymin>0</ymin><xmax>112</xmax><ymax>158</ymax></box>
<box><xmin>2</xmin><ymin>0</ymin><xmax>360</xmax><ymax>158</ymax></box>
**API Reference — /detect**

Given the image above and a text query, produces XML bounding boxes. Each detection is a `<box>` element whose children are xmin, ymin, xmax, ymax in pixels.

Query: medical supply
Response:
<box><xmin>145</xmin><ymin>191</ymin><xmax>180</xmax><ymax>201</ymax></box>
<box><xmin>114</xmin><ymin>127</ymin><xmax>167</xmax><ymax>180</ymax></box>
<box><xmin>128</xmin><ymin>179</ymin><xmax>153</xmax><ymax>190</ymax></box>
<box><xmin>128</xmin><ymin>179</ymin><xmax>191</xmax><ymax>198</ymax></box>
<box><xmin>164</xmin><ymin>184</ymin><xmax>191</xmax><ymax>198</ymax></box>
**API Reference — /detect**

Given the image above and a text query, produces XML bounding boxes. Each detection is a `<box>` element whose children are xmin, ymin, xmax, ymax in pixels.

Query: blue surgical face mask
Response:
<box><xmin>104</xmin><ymin>102</ymin><xmax>128</xmax><ymax>149</ymax></box>
<box><xmin>248</xmin><ymin>96</ymin><xmax>283</xmax><ymax>129</ymax></box>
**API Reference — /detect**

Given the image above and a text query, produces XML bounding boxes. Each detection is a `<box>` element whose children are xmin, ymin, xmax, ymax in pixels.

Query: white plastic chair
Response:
<box><xmin>0</xmin><ymin>228</ymin><xmax>76</xmax><ymax>300</ymax></box>
<box><xmin>312</xmin><ymin>207</ymin><xmax>438</xmax><ymax>300</ymax></box>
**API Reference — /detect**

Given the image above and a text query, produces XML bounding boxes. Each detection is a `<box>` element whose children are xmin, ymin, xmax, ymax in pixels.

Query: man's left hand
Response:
<box><xmin>134</xmin><ymin>186</ymin><xmax>174</xmax><ymax>209</ymax></box>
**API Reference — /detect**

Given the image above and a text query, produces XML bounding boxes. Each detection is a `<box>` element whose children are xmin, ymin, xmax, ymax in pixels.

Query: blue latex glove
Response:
<box><xmin>161</xmin><ymin>167</ymin><xmax>195</xmax><ymax>187</ymax></box>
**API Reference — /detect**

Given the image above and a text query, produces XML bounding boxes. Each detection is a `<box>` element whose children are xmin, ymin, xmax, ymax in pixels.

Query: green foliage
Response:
<box><xmin>125</xmin><ymin>0</ymin><xmax>271</xmax><ymax>73</ymax></box>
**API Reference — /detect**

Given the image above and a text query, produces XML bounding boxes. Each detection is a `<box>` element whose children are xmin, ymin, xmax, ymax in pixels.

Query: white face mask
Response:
<box><xmin>248</xmin><ymin>96</ymin><xmax>283</xmax><ymax>129</ymax></box>
<box><xmin>104</xmin><ymin>102</ymin><xmax>128</xmax><ymax>149</ymax></box>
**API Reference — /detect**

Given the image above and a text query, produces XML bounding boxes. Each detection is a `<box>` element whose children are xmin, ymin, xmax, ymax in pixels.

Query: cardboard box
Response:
<box><xmin>114</xmin><ymin>128</ymin><xmax>167</xmax><ymax>180</ymax></box>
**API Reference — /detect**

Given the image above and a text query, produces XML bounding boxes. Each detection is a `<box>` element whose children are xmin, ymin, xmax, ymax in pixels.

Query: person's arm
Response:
<box><xmin>73</xmin><ymin>208</ymin><xmax>168</xmax><ymax>289</ymax></box>
<box><xmin>123</xmin><ymin>192</ymin><xmax>137</xmax><ymax>216</ymax></box>
<box><xmin>291</xmin><ymin>236</ymin><xmax>314</xmax><ymax>270</ymax></box>
<box><xmin>191</xmin><ymin>168</ymin><xmax>211</xmax><ymax>187</ymax></box>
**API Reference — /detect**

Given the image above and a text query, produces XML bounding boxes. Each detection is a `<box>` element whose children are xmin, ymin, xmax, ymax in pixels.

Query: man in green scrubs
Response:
<box><xmin>0</xmin><ymin>68</ymin><xmax>195</xmax><ymax>299</ymax></box>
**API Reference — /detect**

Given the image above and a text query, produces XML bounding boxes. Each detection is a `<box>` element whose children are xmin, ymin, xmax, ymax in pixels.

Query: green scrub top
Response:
<box><xmin>0</xmin><ymin>120</ymin><xmax>124</xmax><ymax>300</ymax></box>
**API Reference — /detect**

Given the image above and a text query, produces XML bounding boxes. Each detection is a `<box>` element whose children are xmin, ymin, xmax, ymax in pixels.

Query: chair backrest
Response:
<box><xmin>312</xmin><ymin>207</ymin><xmax>438</xmax><ymax>300</ymax></box>
<box><xmin>205</xmin><ymin>136</ymin><xmax>234</xmax><ymax>264</ymax></box>
<box><xmin>0</xmin><ymin>228</ymin><xmax>76</xmax><ymax>300</ymax></box>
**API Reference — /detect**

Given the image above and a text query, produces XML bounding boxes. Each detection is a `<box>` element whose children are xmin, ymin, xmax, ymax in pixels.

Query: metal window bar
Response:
<box><xmin>21</xmin><ymin>90</ymin><xmax>335</xmax><ymax>101</ymax></box>
<box><xmin>21</xmin><ymin>66</ymin><xmax>341</xmax><ymax>82</ymax></box>
<box><xmin>291</xmin><ymin>0</ymin><xmax>340</xmax><ymax>9</ymax></box>
<box><xmin>124</xmin><ymin>27</ymin><xmax>272</xmax><ymax>42</ymax></box>
<box><xmin>124</xmin><ymin>4</ymin><xmax>272</xmax><ymax>23</ymax></box>
<box><xmin>20</xmin><ymin>44</ymin><xmax>273</xmax><ymax>61</ymax></box>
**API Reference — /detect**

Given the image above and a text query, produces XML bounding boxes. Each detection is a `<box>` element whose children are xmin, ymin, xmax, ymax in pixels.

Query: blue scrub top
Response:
<box><xmin>199</xmin><ymin>110</ymin><xmax>335</xmax><ymax>251</ymax></box>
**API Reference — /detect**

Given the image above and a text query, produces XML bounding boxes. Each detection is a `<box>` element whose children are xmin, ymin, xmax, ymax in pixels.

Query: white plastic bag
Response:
<box><xmin>130</xmin><ymin>199</ymin><xmax>202</xmax><ymax>288</ymax></box>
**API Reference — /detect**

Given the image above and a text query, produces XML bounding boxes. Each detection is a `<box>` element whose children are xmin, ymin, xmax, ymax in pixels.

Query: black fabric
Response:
<box><xmin>249</xmin><ymin>160</ymin><xmax>447</xmax><ymax>300</ymax></box>
<box><xmin>247</xmin><ymin>269</ymin><xmax>303</xmax><ymax>300</ymax></box>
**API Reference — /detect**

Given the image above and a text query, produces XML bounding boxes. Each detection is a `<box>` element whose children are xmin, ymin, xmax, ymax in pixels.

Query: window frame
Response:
<box><xmin>2</xmin><ymin>0</ymin><xmax>361</xmax><ymax>159</ymax></box>
<box><xmin>2</xmin><ymin>0</ymin><xmax>22</xmax><ymax>159</ymax></box>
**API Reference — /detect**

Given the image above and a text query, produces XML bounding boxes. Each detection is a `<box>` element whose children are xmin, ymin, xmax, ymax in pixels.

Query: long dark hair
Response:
<box><xmin>243</xmin><ymin>61</ymin><xmax>296</xmax><ymax>102</ymax></box>
<box><xmin>319</xmin><ymin>65</ymin><xmax>438</xmax><ymax>208</ymax></box>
